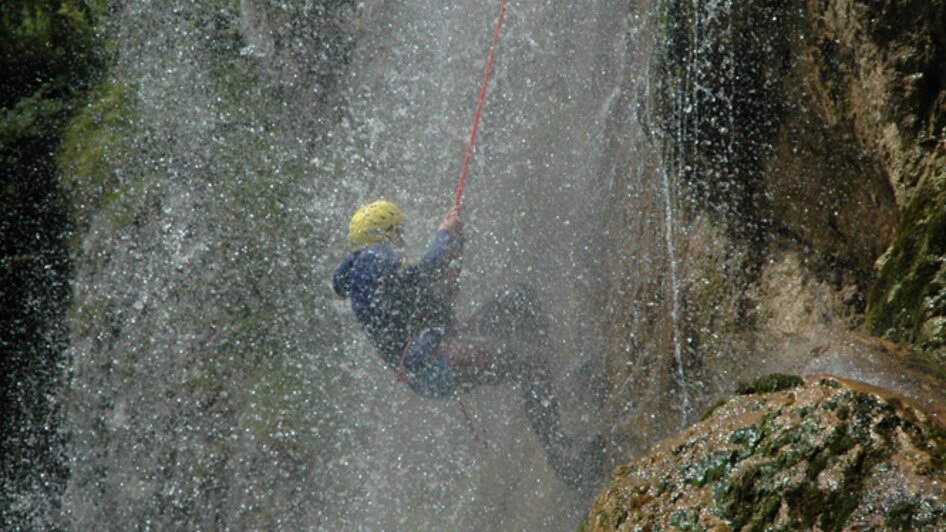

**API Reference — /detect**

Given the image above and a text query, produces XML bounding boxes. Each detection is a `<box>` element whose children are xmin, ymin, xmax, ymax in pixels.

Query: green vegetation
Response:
<box><xmin>683</xmin><ymin>449</ymin><xmax>736</xmax><ymax>487</ymax></box>
<box><xmin>865</xmin><ymin>164</ymin><xmax>946</xmax><ymax>361</ymax></box>
<box><xmin>57</xmin><ymin>78</ymin><xmax>133</xmax><ymax>229</ymax></box>
<box><xmin>735</xmin><ymin>374</ymin><xmax>804</xmax><ymax>395</ymax></box>
<box><xmin>1</xmin><ymin>1</ymin><xmax>107</xmax><ymax>106</ymax></box>
<box><xmin>699</xmin><ymin>397</ymin><xmax>727</xmax><ymax>421</ymax></box>
<box><xmin>597</xmin><ymin>383</ymin><xmax>946</xmax><ymax>530</ymax></box>
<box><xmin>711</xmin><ymin>390</ymin><xmax>917</xmax><ymax>530</ymax></box>
<box><xmin>1</xmin><ymin>2</ymin><xmax>108</xmax><ymax>528</ymax></box>
<box><xmin>886</xmin><ymin>496</ymin><xmax>946</xmax><ymax>530</ymax></box>
<box><xmin>611</xmin><ymin>508</ymin><xmax>628</xmax><ymax>528</ymax></box>
<box><xmin>575</xmin><ymin>517</ymin><xmax>587</xmax><ymax>532</ymax></box>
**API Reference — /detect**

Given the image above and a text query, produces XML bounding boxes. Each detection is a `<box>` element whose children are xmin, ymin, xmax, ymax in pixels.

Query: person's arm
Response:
<box><xmin>332</xmin><ymin>254</ymin><xmax>356</xmax><ymax>297</ymax></box>
<box><xmin>406</xmin><ymin>206</ymin><xmax>463</xmax><ymax>278</ymax></box>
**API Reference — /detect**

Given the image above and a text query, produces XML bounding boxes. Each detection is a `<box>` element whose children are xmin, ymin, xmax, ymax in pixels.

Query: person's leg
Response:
<box><xmin>441</xmin><ymin>335</ymin><xmax>507</xmax><ymax>386</ymax></box>
<box><xmin>465</xmin><ymin>284</ymin><xmax>549</xmax><ymax>348</ymax></box>
<box><xmin>445</xmin><ymin>284</ymin><xmax>547</xmax><ymax>386</ymax></box>
<box><xmin>437</xmin><ymin>285</ymin><xmax>603</xmax><ymax>490</ymax></box>
<box><xmin>518</xmin><ymin>356</ymin><xmax>567</xmax><ymax>449</ymax></box>
<box><xmin>494</xmin><ymin>286</ymin><xmax>608</xmax><ymax>490</ymax></box>
<box><xmin>442</xmin><ymin>327</ymin><xmax>569</xmax><ymax>447</ymax></box>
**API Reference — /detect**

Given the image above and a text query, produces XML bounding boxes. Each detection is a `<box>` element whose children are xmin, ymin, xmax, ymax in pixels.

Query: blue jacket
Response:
<box><xmin>333</xmin><ymin>229</ymin><xmax>462</xmax><ymax>396</ymax></box>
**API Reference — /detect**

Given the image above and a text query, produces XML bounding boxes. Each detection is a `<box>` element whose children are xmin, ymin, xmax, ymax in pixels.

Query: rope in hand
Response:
<box><xmin>454</xmin><ymin>0</ymin><xmax>508</xmax><ymax>207</ymax></box>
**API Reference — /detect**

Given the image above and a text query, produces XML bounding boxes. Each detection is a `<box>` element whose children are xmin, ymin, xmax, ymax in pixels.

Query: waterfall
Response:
<box><xmin>55</xmin><ymin>1</ymin><xmax>635</xmax><ymax>530</ymax></box>
<box><xmin>11</xmin><ymin>0</ymin><xmax>943</xmax><ymax>529</ymax></box>
<box><xmin>649</xmin><ymin>0</ymin><xmax>740</xmax><ymax>429</ymax></box>
<box><xmin>659</xmin><ymin>166</ymin><xmax>691</xmax><ymax>427</ymax></box>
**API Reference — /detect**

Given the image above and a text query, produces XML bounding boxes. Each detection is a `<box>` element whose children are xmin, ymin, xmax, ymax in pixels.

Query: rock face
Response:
<box><xmin>585</xmin><ymin>375</ymin><xmax>946</xmax><ymax>531</ymax></box>
<box><xmin>599</xmin><ymin>0</ymin><xmax>946</xmax><ymax>461</ymax></box>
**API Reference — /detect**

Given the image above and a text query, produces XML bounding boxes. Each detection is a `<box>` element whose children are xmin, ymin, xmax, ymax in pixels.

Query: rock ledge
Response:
<box><xmin>585</xmin><ymin>375</ymin><xmax>946</xmax><ymax>531</ymax></box>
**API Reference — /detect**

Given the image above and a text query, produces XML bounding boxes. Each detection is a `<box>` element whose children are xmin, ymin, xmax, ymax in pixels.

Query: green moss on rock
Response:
<box><xmin>736</xmin><ymin>373</ymin><xmax>804</xmax><ymax>395</ymax></box>
<box><xmin>865</xmin><ymin>161</ymin><xmax>946</xmax><ymax>371</ymax></box>
<box><xmin>58</xmin><ymin>79</ymin><xmax>134</xmax><ymax>230</ymax></box>
<box><xmin>699</xmin><ymin>397</ymin><xmax>727</xmax><ymax>422</ymax></box>
<box><xmin>865</xmin><ymin>176</ymin><xmax>946</xmax><ymax>330</ymax></box>
<box><xmin>584</xmin><ymin>377</ymin><xmax>946</xmax><ymax>531</ymax></box>
<box><xmin>1</xmin><ymin>2</ymin><xmax>108</xmax><ymax>528</ymax></box>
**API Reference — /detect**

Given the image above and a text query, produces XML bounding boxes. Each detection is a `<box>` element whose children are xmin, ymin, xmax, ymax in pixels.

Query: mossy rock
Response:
<box><xmin>57</xmin><ymin>78</ymin><xmax>134</xmax><ymax>229</ymax></box>
<box><xmin>866</xmin><ymin>172</ymin><xmax>946</xmax><ymax>353</ymax></box>
<box><xmin>584</xmin><ymin>376</ymin><xmax>946</xmax><ymax>531</ymax></box>
<box><xmin>736</xmin><ymin>373</ymin><xmax>805</xmax><ymax>395</ymax></box>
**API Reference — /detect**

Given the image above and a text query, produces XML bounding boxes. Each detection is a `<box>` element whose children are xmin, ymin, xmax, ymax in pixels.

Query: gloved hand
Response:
<box><xmin>439</xmin><ymin>205</ymin><xmax>462</xmax><ymax>234</ymax></box>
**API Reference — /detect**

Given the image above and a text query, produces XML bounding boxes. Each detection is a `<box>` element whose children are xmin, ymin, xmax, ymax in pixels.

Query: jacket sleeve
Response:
<box><xmin>404</xmin><ymin>229</ymin><xmax>462</xmax><ymax>280</ymax></box>
<box><xmin>332</xmin><ymin>254</ymin><xmax>356</xmax><ymax>297</ymax></box>
<box><xmin>339</xmin><ymin>230</ymin><xmax>461</xmax><ymax>307</ymax></box>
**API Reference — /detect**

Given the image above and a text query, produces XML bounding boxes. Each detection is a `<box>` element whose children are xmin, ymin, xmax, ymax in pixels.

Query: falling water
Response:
<box><xmin>52</xmin><ymin>1</ymin><xmax>633</xmax><ymax>530</ymax></box>
<box><xmin>659</xmin><ymin>166</ymin><xmax>690</xmax><ymax>427</ymax></box>
<box><xmin>311</xmin><ymin>2</ymin><xmax>632</xmax><ymax>528</ymax></box>
<box><xmin>665</xmin><ymin>0</ymin><xmax>700</xmax><ymax>430</ymax></box>
<box><xmin>653</xmin><ymin>0</ymin><xmax>741</xmax><ymax>429</ymax></box>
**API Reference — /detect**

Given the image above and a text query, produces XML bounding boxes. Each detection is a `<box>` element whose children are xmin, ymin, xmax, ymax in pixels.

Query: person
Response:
<box><xmin>333</xmin><ymin>199</ymin><xmax>603</xmax><ymax>491</ymax></box>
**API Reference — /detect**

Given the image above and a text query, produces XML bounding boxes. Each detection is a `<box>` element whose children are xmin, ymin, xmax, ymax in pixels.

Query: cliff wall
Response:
<box><xmin>592</xmin><ymin>0</ymin><xmax>946</xmax><ymax>526</ymax></box>
<box><xmin>601</xmin><ymin>0</ymin><xmax>946</xmax><ymax>454</ymax></box>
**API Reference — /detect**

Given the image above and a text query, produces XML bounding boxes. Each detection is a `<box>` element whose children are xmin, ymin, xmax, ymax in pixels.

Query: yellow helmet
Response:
<box><xmin>347</xmin><ymin>200</ymin><xmax>405</xmax><ymax>246</ymax></box>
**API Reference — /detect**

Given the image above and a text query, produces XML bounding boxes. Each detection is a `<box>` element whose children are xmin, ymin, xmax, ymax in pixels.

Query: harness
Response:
<box><xmin>390</xmin><ymin>264</ymin><xmax>485</xmax><ymax>444</ymax></box>
<box><xmin>396</xmin><ymin>255</ymin><xmax>461</xmax><ymax>377</ymax></box>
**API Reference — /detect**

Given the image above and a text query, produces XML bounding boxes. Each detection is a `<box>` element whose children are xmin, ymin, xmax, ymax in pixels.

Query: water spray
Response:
<box><xmin>454</xmin><ymin>0</ymin><xmax>508</xmax><ymax>207</ymax></box>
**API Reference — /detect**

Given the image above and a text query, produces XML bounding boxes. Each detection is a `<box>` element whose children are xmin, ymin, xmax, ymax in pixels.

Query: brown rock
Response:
<box><xmin>584</xmin><ymin>375</ymin><xmax>946</xmax><ymax>531</ymax></box>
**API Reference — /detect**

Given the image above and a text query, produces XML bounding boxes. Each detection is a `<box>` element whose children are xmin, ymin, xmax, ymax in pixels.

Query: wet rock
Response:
<box><xmin>603</xmin><ymin>0</ymin><xmax>946</xmax><ymax>464</ymax></box>
<box><xmin>584</xmin><ymin>375</ymin><xmax>946</xmax><ymax>531</ymax></box>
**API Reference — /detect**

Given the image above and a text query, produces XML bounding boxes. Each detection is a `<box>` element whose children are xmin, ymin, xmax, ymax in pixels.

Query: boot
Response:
<box><xmin>519</xmin><ymin>365</ymin><xmax>606</xmax><ymax>492</ymax></box>
<box><xmin>545</xmin><ymin>434</ymin><xmax>606</xmax><ymax>493</ymax></box>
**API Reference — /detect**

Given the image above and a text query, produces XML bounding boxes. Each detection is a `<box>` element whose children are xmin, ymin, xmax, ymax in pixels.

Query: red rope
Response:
<box><xmin>454</xmin><ymin>0</ymin><xmax>508</xmax><ymax>207</ymax></box>
<box><xmin>451</xmin><ymin>0</ymin><xmax>507</xmax><ymax>448</ymax></box>
<box><xmin>457</xmin><ymin>396</ymin><xmax>487</xmax><ymax>447</ymax></box>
